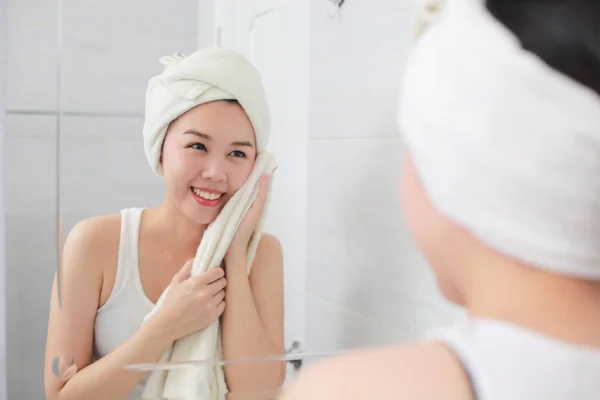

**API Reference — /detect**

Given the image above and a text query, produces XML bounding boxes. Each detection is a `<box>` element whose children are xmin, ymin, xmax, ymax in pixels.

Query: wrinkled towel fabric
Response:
<box><xmin>140</xmin><ymin>48</ymin><xmax>277</xmax><ymax>400</ymax></box>
<box><xmin>143</xmin><ymin>49</ymin><xmax>271</xmax><ymax>176</ymax></box>
<box><xmin>398</xmin><ymin>0</ymin><xmax>600</xmax><ymax>279</ymax></box>
<box><xmin>413</xmin><ymin>0</ymin><xmax>446</xmax><ymax>39</ymax></box>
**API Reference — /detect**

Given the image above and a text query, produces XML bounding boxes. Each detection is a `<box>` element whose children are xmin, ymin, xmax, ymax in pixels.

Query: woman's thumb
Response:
<box><xmin>172</xmin><ymin>259</ymin><xmax>193</xmax><ymax>284</ymax></box>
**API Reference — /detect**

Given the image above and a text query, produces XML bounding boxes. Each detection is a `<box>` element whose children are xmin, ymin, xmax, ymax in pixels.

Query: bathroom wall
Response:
<box><xmin>4</xmin><ymin>1</ymin><xmax>197</xmax><ymax>398</ymax></box>
<box><xmin>0</xmin><ymin>0</ymin><xmax>8</xmax><ymax>398</ymax></box>
<box><xmin>305</xmin><ymin>0</ymin><xmax>460</xmax><ymax>353</ymax></box>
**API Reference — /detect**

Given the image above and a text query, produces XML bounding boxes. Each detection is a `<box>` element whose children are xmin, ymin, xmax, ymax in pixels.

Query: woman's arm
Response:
<box><xmin>221</xmin><ymin>233</ymin><xmax>286</xmax><ymax>393</ymax></box>
<box><xmin>44</xmin><ymin>216</ymin><xmax>174</xmax><ymax>400</ymax></box>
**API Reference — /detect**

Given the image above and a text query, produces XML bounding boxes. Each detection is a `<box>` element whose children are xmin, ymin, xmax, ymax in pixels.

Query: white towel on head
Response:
<box><xmin>139</xmin><ymin>48</ymin><xmax>277</xmax><ymax>400</ymax></box>
<box><xmin>413</xmin><ymin>0</ymin><xmax>446</xmax><ymax>39</ymax></box>
<box><xmin>398</xmin><ymin>0</ymin><xmax>600</xmax><ymax>279</ymax></box>
<box><xmin>143</xmin><ymin>48</ymin><xmax>271</xmax><ymax>177</ymax></box>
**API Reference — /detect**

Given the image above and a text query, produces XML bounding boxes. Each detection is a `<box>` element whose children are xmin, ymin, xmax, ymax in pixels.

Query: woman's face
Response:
<box><xmin>161</xmin><ymin>100</ymin><xmax>257</xmax><ymax>225</ymax></box>
<box><xmin>400</xmin><ymin>154</ymin><xmax>466</xmax><ymax>305</ymax></box>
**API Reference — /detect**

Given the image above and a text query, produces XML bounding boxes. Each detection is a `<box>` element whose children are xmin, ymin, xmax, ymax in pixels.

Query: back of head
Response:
<box><xmin>399</xmin><ymin>0</ymin><xmax>600</xmax><ymax>280</ymax></box>
<box><xmin>486</xmin><ymin>0</ymin><xmax>600</xmax><ymax>95</ymax></box>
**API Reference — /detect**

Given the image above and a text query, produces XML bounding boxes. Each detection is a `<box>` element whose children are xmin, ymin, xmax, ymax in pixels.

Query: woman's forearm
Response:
<box><xmin>57</xmin><ymin>317</ymin><xmax>172</xmax><ymax>400</ymax></box>
<box><xmin>221</xmin><ymin>260</ymin><xmax>285</xmax><ymax>392</ymax></box>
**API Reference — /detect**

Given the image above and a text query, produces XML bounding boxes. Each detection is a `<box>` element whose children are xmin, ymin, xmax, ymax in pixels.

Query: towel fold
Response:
<box><xmin>413</xmin><ymin>0</ymin><xmax>446</xmax><ymax>39</ymax></box>
<box><xmin>143</xmin><ymin>48</ymin><xmax>271</xmax><ymax>177</ymax></box>
<box><xmin>139</xmin><ymin>48</ymin><xmax>276</xmax><ymax>399</ymax></box>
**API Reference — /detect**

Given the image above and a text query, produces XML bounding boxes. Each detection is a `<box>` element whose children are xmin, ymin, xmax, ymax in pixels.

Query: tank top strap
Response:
<box><xmin>111</xmin><ymin>207</ymin><xmax>145</xmax><ymax>298</ymax></box>
<box><xmin>424</xmin><ymin>316</ymin><xmax>489</xmax><ymax>400</ymax></box>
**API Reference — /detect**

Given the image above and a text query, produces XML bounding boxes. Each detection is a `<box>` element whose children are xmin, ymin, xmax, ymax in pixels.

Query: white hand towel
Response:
<box><xmin>139</xmin><ymin>48</ymin><xmax>277</xmax><ymax>400</ymax></box>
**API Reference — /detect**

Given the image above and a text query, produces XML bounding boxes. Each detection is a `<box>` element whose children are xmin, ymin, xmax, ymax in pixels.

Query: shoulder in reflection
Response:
<box><xmin>278</xmin><ymin>342</ymin><xmax>473</xmax><ymax>400</ymax></box>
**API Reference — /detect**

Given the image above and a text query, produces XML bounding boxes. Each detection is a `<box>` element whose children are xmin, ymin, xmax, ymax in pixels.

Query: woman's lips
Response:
<box><xmin>191</xmin><ymin>187</ymin><xmax>224</xmax><ymax>208</ymax></box>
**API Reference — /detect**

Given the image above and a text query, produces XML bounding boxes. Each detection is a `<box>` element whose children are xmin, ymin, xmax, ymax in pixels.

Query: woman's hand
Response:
<box><xmin>151</xmin><ymin>260</ymin><xmax>227</xmax><ymax>342</ymax></box>
<box><xmin>227</xmin><ymin>174</ymin><xmax>270</xmax><ymax>263</ymax></box>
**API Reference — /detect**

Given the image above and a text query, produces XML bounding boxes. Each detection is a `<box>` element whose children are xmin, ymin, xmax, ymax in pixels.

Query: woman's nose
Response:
<box><xmin>201</xmin><ymin>156</ymin><xmax>227</xmax><ymax>182</ymax></box>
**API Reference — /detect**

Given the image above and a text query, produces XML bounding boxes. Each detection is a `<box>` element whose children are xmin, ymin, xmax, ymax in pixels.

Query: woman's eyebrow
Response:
<box><xmin>183</xmin><ymin>129</ymin><xmax>254</xmax><ymax>147</ymax></box>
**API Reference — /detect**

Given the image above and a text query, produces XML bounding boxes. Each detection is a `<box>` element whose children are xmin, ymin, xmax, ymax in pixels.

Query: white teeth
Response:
<box><xmin>192</xmin><ymin>188</ymin><xmax>223</xmax><ymax>201</ymax></box>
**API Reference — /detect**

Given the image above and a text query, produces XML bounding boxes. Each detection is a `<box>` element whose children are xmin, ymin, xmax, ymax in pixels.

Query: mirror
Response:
<box><xmin>3</xmin><ymin>0</ymin><xmax>460</xmax><ymax>399</ymax></box>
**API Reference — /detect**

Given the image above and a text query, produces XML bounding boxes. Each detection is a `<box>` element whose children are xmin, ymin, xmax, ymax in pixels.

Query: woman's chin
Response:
<box><xmin>181</xmin><ymin>203</ymin><xmax>220</xmax><ymax>226</ymax></box>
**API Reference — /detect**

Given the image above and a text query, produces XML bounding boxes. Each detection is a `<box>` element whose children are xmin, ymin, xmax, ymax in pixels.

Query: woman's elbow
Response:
<box><xmin>45</xmin><ymin>365</ymin><xmax>78</xmax><ymax>400</ymax></box>
<box><xmin>278</xmin><ymin>361</ymin><xmax>287</xmax><ymax>386</ymax></box>
<box><xmin>44</xmin><ymin>382</ymin><xmax>61</xmax><ymax>400</ymax></box>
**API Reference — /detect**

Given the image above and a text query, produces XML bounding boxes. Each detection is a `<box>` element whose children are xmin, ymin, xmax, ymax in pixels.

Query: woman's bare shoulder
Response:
<box><xmin>280</xmin><ymin>341</ymin><xmax>474</xmax><ymax>400</ymax></box>
<box><xmin>251</xmin><ymin>233</ymin><xmax>283</xmax><ymax>270</ymax></box>
<box><xmin>258</xmin><ymin>233</ymin><xmax>282</xmax><ymax>253</ymax></box>
<box><xmin>62</xmin><ymin>213</ymin><xmax>122</xmax><ymax>274</ymax></box>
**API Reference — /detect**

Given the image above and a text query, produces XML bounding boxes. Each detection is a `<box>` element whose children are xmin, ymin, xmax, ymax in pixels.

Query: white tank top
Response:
<box><xmin>432</xmin><ymin>316</ymin><xmax>600</xmax><ymax>400</ymax></box>
<box><xmin>93</xmin><ymin>208</ymin><xmax>155</xmax><ymax>399</ymax></box>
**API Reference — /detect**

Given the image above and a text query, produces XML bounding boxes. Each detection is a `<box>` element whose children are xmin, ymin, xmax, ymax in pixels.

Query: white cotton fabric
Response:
<box><xmin>428</xmin><ymin>316</ymin><xmax>600</xmax><ymax>400</ymax></box>
<box><xmin>143</xmin><ymin>48</ymin><xmax>271</xmax><ymax>177</ymax></box>
<box><xmin>398</xmin><ymin>0</ymin><xmax>600</xmax><ymax>280</ymax></box>
<box><xmin>413</xmin><ymin>0</ymin><xmax>446</xmax><ymax>39</ymax></box>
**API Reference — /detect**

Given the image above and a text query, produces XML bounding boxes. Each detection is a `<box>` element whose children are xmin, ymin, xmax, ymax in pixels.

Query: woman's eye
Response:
<box><xmin>190</xmin><ymin>143</ymin><xmax>207</xmax><ymax>151</ymax></box>
<box><xmin>230</xmin><ymin>150</ymin><xmax>247</xmax><ymax>158</ymax></box>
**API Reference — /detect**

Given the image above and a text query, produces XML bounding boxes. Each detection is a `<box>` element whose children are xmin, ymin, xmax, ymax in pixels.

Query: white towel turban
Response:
<box><xmin>143</xmin><ymin>48</ymin><xmax>271</xmax><ymax>177</ymax></box>
<box><xmin>398</xmin><ymin>0</ymin><xmax>600</xmax><ymax>280</ymax></box>
<box><xmin>413</xmin><ymin>0</ymin><xmax>446</xmax><ymax>39</ymax></box>
<box><xmin>140</xmin><ymin>48</ymin><xmax>277</xmax><ymax>399</ymax></box>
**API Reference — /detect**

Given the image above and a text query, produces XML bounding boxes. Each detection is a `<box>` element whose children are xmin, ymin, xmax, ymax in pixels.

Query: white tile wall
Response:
<box><xmin>4</xmin><ymin>114</ymin><xmax>57</xmax><ymax>218</ymax></box>
<box><xmin>6</xmin><ymin>27</ymin><xmax>58</xmax><ymax>112</ymax></box>
<box><xmin>107</xmin><ymin>32</ymin><xmax>197</xmax><ymax>115</ymax></box>
<box><xmin>61</xmin><ymin>29</ymin><xmax>112</xmax><ymax>114</ymax></box>
<box><xmin>4</xmin><ymin>114</ymin><xmax>57</xmax><ymax>399</ymax></box>
<box><xmin>6</xmin><ymin>0</ymin><xmax>58</xmax><ymax>111</ymax></box>
<box><xmin>110</xmin><ymin>0</ymin><xmax>198</xmax><ymax>38</ymax></box>
<box><xmin>59</xmin><ymin>0</ymin><xmax>198</xmax><ymax>116</ymax></box>
<box><xmin>4</xmin><ymin>0</ymin><xmax>198</xmax><ymax>398</ymax></box>
<box><xmin>105</xmin><ymin>118</ymin><xmax>164</xmax><ymax>211</ymax></box>
<box><xmin>61</xmin><ymin>0</ymin><xmax>111</xmax><ymax>32</ymax></box>
<box><xmin>306</xmin><ymin>293</ymin><xmax>408</xmax><ymax>353</ymax></box>
<box><xmin>305</xmin><ymin>0</ymin><xmax>460</xmax><ymax>353</ymax></box>
<box><xmin>0</xmin><ymin>0</ymin><xmax>7</xmax><ymax>398</ymax></box>
<box><xmin>308</xmin><ymin>0</ymin><xmax>418</xmax><ymax>140</ymax></box>
<box><xmin>59</xmin><ymin>116</ymin><xmax>111</xmax><ymax>216</ymax></box>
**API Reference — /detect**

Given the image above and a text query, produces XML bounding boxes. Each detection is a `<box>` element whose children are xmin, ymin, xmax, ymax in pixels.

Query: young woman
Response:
<box><xmin>44</xmin><ymin>49</ymin><xmax>285</xmax><ymax>400</ymax></box>
<box><xmin>282</xmin><ymin>0</ymin><xmax>600</xmax><ymax>399</ymax></box>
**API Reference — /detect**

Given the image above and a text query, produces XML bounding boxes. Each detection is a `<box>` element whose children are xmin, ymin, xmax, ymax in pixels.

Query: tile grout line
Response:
<box><xmin>6</xmin><ymin>110</ymin><xmax>145</xmax><ymax>118</ymax></box>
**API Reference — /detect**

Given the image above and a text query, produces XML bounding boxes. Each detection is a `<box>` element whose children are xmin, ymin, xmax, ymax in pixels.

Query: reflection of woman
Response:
<box><xmin>283</xmin><ymin>0</ymin><xmax>600</xmax><ymax>399</ymax></box>
<box><xmin>44</xmin><ymin>49</ymin><xmax>285</xmax><ymax>400</ymax></box>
